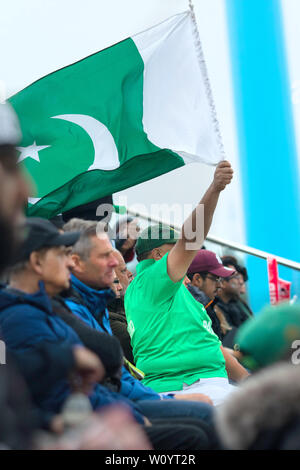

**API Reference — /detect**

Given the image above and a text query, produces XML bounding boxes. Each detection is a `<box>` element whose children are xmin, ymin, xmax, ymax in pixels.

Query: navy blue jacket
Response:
<box><xmin>0</xmin><ymin>282</ymin><xmax>144</xmax><ymax>422</ymax></box>
<box><xmin>64</xmin><ymin>275</ymin><xmax>173</xmax><ymax>402</ymax></box>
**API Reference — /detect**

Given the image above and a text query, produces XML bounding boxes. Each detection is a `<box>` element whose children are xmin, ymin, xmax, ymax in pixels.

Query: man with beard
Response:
<box><xmin>186</xmin><ymin>250</ymin><xmax>235</xmax><ymax>341</ymax></box>
<box><xmin>0</xmin><ymin>103</ymin><xmax>30</xmax><ymax>270</ymax></box>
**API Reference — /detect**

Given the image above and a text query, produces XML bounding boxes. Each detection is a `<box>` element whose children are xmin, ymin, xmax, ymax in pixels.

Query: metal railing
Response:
<box><xmin>126</xmin><ymin>208</ymin><xmax>300</xmax><ymax>271</ymax></box>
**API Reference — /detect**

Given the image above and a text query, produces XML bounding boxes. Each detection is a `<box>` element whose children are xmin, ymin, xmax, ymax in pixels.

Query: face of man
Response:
<box><xmin>220</xmin><ymin>273</ymin><xmax>241</xmax><ymax>298</ymax></box>
<box><xmin>0</xmin><ymin>146</ymin><xmax>31</xmax><ymax>271</ymax></box>
<box><xmin>73</xmin><ymin>235</ymin><xmax>118</xmax><ymax>290</ymax></box>
<box><xmin>237</xmin><ymin>273</ymin><xmax>246</xmax><ymax>295</ymax></box>
<box><xmin>225</xmin><ymin>264</ymin><xmax>246</xmax><ymax>295</ymax></box>
<box><xmin>35</xmin><ymin>245</ymin><xmax>74</xmax><ymax>296</ymax></box>
<box><xmin>110</xmin><ymin>272</ymin><xmax>123</xmax><ymax>299</ymax></box>
<box><xmin>118</xmin><ymin>219</ymin><xmax>140</xmax><ymax>253</ymax></box>
<box><xmin>192</xmin><ymin>272</ymin><xmax>221</xmax><ymax>300</ymax></box>
<box><xmin>114</xmin><ymin>250</ymin><xmax>133</xmax><ymax>296</ymax></box>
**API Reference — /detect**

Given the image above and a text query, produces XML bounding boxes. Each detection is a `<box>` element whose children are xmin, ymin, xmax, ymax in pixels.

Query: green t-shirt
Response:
<box><xmin>124</xmin><ymin>254</ymin><xmax>227</xmax><ymax>392</ymax></box>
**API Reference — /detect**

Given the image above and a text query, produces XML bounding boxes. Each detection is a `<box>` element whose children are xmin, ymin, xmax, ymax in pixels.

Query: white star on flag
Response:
<box><xmin>17</xmin><ymin>141</ymin><xmax>51</xmax><ymax>163</ymax></box>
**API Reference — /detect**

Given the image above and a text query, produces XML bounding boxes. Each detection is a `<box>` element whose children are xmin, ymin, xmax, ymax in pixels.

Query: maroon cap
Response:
<box><xmin>187</xmin><ymin>250</ymin><xmax>235</xmax><ymax>278</ymax></box>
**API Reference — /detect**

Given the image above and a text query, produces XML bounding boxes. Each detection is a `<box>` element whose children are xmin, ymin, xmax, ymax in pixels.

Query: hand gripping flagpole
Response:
<box><xmin>188</xmin><ymin>0</ymin><xmax>226</xmax><ymax>162</ymax></box>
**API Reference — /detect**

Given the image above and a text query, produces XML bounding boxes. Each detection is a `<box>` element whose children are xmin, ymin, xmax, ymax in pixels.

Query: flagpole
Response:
<box><xmin>188</xmin><ymin>0</ymin><xmax>226</xmax><ymax>161</ymax></box>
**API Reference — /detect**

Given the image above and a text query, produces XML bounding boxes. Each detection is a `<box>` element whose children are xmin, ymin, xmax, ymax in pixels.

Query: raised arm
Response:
<box><xmin>167</xmin><ymin>161</ymin><xmax>233</xmax><ymax>282</ymax></box>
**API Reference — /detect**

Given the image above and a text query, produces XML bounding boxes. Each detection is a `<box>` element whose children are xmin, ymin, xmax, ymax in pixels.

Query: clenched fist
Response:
<box><xmin>212</xmin><ymin>161</ymin><xmax>233</xmax><ymax>192</ymax></box>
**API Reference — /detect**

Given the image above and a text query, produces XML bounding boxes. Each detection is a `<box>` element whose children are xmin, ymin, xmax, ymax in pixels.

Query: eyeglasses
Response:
<box><xmin>205</xmin><ymin>275</ymin><xmax>221</xmax><ymax>283</ymax></box>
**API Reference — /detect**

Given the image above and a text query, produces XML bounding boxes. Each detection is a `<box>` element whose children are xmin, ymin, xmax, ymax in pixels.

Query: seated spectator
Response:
<box><xmin>125</xmin><ymin>162</ymin><xmax>250</xmax><ymax>406</ymax></box>
<box><xmin>186</xmin><ymin>250</ymin><xmax>235</xmax><ymax>341</ymax></box>
<box><xmin>108</xmin><ymin>250</ymin><xmax>135</xmax><ymax>364</ymax></box>
<box><xmin>110</xmin><ymin>271</ymin><xmax>123</xmax><ymax>299</ymax></box>
<box><xmin>221</xmin><ymin>255</ymin><xmax>249</xmax><ymax>296</ymax></box>
<box><xmin>215</xmin><ymin>303</ymin><xmax>300</xmax><ymax>450</ymax></box>
<box><xmin>217</xmin><ymin>266</ymin><xmax>253</xmax><ymax>332</ymax></box>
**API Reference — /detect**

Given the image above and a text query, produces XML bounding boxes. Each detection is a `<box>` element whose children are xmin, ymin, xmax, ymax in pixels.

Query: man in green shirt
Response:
<box><xmin>125</xmin><ymin>161</ymin><xmax>249</xmax><ymax>405</ymax></box>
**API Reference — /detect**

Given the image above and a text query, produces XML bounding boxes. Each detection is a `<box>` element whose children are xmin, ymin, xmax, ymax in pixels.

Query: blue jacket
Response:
<box><xmin>65</xmin><ymin>275</ymin><xmax>173</xmax><ymax>402</ymax></box>
<box><xmin>0</xmin><ymin>282</ymin><xmax>144</xmax><ymax>422</ymax></box>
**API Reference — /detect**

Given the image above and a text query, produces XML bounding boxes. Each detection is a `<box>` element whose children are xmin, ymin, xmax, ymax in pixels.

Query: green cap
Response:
<box><xmin>135</xmin><ymin>223</ymin><xmax>180</xmax><ymax>256</ymax></box>
<box><xmin>235</xmin><ymin>303</ymin><xmax>300</xmax><ymax>371</ymax></box>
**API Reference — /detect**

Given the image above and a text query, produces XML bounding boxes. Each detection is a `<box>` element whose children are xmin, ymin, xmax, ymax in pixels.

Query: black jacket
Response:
<box><xmin>52</xmin><ymin>296</ymin><xmax>123</xmax><ymax>378</ymax></box>
<box><xmin>108</xmin><ymin>297</ymin><xmax>135</xmax><ymax>364</ymax></box>
<box><xmin>217</xmin><ymin>297</ymin><xmax>252</xmax><ymax>329</ymax></box>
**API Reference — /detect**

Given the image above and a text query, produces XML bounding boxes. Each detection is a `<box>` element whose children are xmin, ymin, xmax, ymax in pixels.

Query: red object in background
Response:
<box><xmin>267</xmin><ymin>257</ymin><xmax>291</xmax><ymax>305</ymax></box>
<box><xmin>267</xmin><ymin>258</ymin><xmax>279</xmax><ymax>305</ymax></box>
<box><xmin>278</xmin><ymin>278</ymin><xmax>292</xmax><ymax>302</ymax></box>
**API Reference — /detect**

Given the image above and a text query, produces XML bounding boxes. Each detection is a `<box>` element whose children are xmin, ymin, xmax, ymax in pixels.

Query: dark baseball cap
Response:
<box><xmin>16</xmin><ymin>217</ymin><xmax>80</xmax><ymax>262</ymax></box>
<box><xmin>187</xmin><ymin>250</ymin><xmax>235</xmax><ymax>278</ymax></box>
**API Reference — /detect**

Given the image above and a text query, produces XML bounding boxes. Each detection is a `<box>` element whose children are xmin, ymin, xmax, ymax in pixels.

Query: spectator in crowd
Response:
<box><xmin>125</xmin><ymin>162</ymin><xmax>249</xmax><ymax>406</ymax></box>
<box><xmin>114</xmin><ymin>216</ymin><xmax>140</xmax><ymax>275</ymax></box>
<box><xmin>62</xmin><ymin>219</ymin><xmax>229</xmax><ymax>435</ymax></box>
<box><xmin>221</xmin><ymin>256</ymin><xmax>249</xmax><ymax>296</ymax></box>
<box><xmin>110</xmin><ymin>271</ymin><xmax>123</xmax><ymax>299</ymax></box>
<box><xmin>114</xmin><ymin>217</ymin><xmax>140</xmax><ymax>263</ymax></box>
<box><xmin>215</xmin><ymin>303</ymin><xmax>300</xmax><ymax>450</ymax></box>
<box><xmin>217</xmin><ymin>257</ymin><xmax>253</xmax><ymax>334</ymax></box>
<box><xmin>186</xmin><ymin>250</ymin><xmax>235</xmax><ymax>341</ymax></box>
<box><xmin>222</xmin><ymin>256</ymin><xmax>253</xmax><ymax>346</ymax></box>
<box><xmin>108</xmin><ymin>250</ymin><xmax>135</xmax><ymax>364</ymax></box>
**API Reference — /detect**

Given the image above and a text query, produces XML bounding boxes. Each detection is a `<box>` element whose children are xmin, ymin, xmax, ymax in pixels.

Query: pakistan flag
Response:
<box><xmin>10</xmin><ymin>11</ymin><xmax>223</xmax><ymax>219</ymax></box>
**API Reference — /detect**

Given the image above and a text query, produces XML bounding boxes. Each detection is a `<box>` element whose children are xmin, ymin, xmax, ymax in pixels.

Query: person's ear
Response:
<box><xmin>192</xmin><ymin>273</ymin><xmax>203</xmax><ymax>288</ymax></box>
<box><xmin>152</xmin><ymin>248</ymin><xmax>162</xmax><ymax>261</ymax></box>
<box><xmin>29</xmin><ymin>251</ymin><xmax>44</xmax><ymax>276</ymax></box>
<box><xmin>71</xmin><ymin>253</ymin><xmax>85</xmax><ymax>273</ymax></box>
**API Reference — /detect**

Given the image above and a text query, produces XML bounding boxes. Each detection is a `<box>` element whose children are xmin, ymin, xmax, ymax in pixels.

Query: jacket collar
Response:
<box><xmin>70</xmin><ymin>274</ymin><xmax>115</xmax><ymax>312</ymax></box>
<box><xmin>187</xmin><ymin>284</ymin><xmax>210</xmax><ymax>305</ymax></box>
